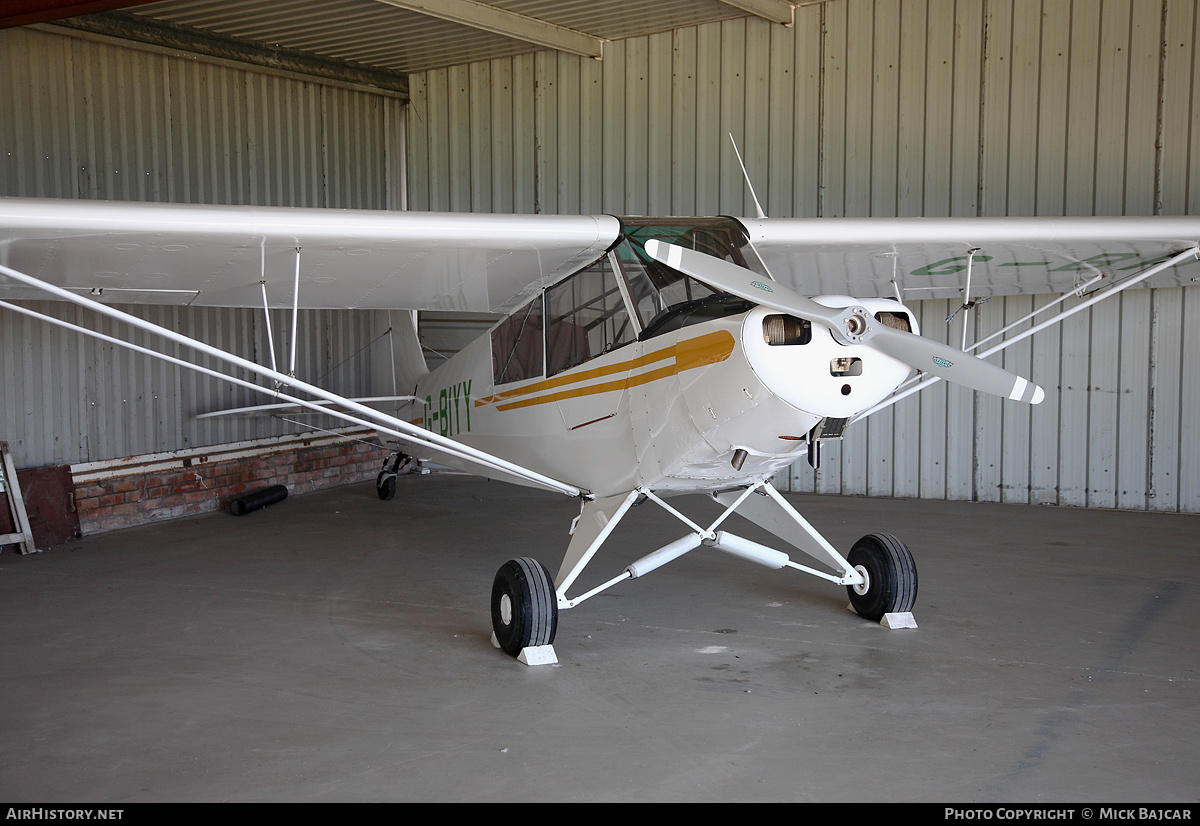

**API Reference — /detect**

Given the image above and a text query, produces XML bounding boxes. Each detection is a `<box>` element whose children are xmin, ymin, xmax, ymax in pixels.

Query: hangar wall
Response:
<box><xmin>0</xmin><ymin>25</ymin><xmax>405</xmax><ymax>469</ymax></box>
<box><xmin>405</xmin><ymin>0</ymin><xmax>1200</xmax><ymax>512</ymax></box>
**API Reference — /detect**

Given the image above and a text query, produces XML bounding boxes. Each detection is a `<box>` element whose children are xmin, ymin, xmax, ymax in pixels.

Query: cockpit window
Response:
<box><xmin>491</xmin><ymin>297</ymin><xmax>544</xmax><ymax>385</ymax></box>
<box><xmin>615</xmin><ymin>217</ymin><xmax>767</xmax><ymax>340</ymax></box>
<box><xmin>545</xmin><ymin>254</ymin><xmax>634</xmax><ymax>376</ymax></box>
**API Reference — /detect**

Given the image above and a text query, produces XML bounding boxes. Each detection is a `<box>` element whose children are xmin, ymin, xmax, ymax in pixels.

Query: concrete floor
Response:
<box><xmin>2</xmin><ymin>473</ymin><xmax>1197</xmax><ymax>803</ymax></box>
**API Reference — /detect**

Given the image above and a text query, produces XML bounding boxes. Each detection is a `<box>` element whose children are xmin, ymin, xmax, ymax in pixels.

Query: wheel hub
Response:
<box><xmin>499</xmin><ymin>593</ymin><xmax>513</xmax><ymax>626</ymax></box>
<box><xmin>852</xmin><ymin>564</ymin><xmax>871</xmax><ymax>596</ymax></box>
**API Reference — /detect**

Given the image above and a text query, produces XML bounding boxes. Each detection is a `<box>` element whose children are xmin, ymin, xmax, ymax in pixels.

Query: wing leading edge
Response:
<box><xmin>0</xmin><ymin>197</ymin><xmax>621</xmax><ymax>313</ymax></box>
<box><xmin>4</xmin><ymin>200</ymin><xmax>1197</xmax><ymax>312</ymax></box>
<box><xmin>742</xmin><ymin>215</ymin><xmax>1200</xmax><ymax>300</ymax></box>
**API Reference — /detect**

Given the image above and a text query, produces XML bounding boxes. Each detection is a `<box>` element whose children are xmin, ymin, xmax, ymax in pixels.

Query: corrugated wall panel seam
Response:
<box><xmin>1179</xmin><ymin>286</ymin><xmax>1200</xmax><ymax>510</ymax></box>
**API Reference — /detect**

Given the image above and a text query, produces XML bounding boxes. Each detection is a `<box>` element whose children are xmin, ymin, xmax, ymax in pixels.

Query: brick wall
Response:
<box><xmin>70</xmin><ymin>430</ymin><xmax>390</xmax><ymax>536</ymax></box>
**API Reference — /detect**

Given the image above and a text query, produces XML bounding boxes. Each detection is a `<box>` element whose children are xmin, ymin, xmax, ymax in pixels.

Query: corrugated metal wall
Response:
<box><xmin>1</xmin><ymin>25</ymin><xmax>406</xmax><ymax>207</ymax></box>
<box><xmin>2</xmin><ymin>301</ymin><xmax>384</xmax><ymax>466</ymax></box>
<box><xmin>0</xmin><ymin>25</ymin><xmax>404</xmax><ymax>468</ymax></box>
<box><xmin>405</xmin><ymin>0</ymin><xmax>1200</xmax><ymax>512</ymax></box>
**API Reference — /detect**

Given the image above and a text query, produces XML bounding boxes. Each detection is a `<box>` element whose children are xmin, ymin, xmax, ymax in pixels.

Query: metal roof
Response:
<box><xmin>121</xmin><ymin>0</ymin><xmax>798</xmax><ymax>74</ymax></box>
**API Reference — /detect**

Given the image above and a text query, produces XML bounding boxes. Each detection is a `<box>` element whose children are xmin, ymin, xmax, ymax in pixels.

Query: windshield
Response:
<box><xmin>615</xmin><ymin>217</ymin><xmax>769</xmax><ymax>339</ymax></box>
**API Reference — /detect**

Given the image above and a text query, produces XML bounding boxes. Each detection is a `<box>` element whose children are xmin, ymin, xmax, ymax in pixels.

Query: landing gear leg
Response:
<box><xmin>708</xmin><ymin>485</ymin><xmax>918</xmax><ymax>624</ymax></box>
<box><xmin>376</xmin><ymin>452</ymin><xmax>413</xmax><ymax>500</ymax></box>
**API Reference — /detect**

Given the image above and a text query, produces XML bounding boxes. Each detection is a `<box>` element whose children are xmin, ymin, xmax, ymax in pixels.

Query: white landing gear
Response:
<box><xmin>537</xmin><ymin>480</ymin><xmax>918</xmax><ymax>647</ymax></box>
<box><xmin>489</xmin><ymin>481</ymin><xmax>919</xmax><ymax>662</ymax></box>
<box><xmin>490</xmin><ymin>557</ymin><xmax>558</xmax><ymax>664</ymax></box>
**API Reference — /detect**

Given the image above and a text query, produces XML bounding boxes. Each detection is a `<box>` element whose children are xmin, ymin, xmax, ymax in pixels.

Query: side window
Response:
<box><xmin>491</xmin><ymin>297</ymin><xmax>544</xmax><ymax>385</ymax></box>
<box><xmin>545</xmin><ymin>256</ymin><xmax>634</xmax><ymax>376</ymax></box>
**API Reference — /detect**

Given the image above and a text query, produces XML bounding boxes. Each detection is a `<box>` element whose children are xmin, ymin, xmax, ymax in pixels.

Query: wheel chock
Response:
<box><xmin>517</xmin><ymin>645</ymin><xmax>558</xmax><ymax>666</ymax></box>
<box><xmin>490</xmin><ymin>632</ymin><xmax>558</xmax><ymax>665</ymax></box>
<box><xmin>881</xmin><ymin>611</ymin><xmax>917</xmax><ymax>629</ymax></box>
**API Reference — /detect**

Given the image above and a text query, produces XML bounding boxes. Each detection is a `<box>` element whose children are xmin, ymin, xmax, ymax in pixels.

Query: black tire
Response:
<box><xmin>491</xmin><ymin>557</ymin><xmax>558</xmax><ymax>656</ymax></box>
<box><xmin>376</xmin><ymin>471</ymin><xmax>397</xmax><ymax>501</ymax></box>
<box><xmin>845</xmin><ymin>533</ymin><xmax>917</xmax><ymax>622</ymax></box>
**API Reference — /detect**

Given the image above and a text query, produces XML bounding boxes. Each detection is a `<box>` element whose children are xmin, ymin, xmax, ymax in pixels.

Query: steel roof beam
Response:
<box><xmin>0</xmin><ymin>0</ymin><xmax>161</xmax><ymax>30</ymax></box>
<box><xmin>373</xmin><ymin>0</ymin><xmax>604</xmax><ymax>59</ymax></box>
<box><xmin>719</xmin><ymin>0</ymin><xmax>796</xmax><ymax>26</ymax></box>
<box><xmin>50</xmin><ymin>11</ymin><xmax>409</xmax><ymax>97</ymax></box>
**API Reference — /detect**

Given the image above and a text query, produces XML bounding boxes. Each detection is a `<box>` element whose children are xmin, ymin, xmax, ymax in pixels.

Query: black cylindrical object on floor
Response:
<box><xmin>229</xmin><ymin>484</ymin><xmax>288</xmax><ymax>516</ymax></box>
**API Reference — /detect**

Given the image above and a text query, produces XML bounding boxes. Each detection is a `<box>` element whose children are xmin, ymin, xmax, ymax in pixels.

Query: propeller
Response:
<box><xmin>642</xmin><ymin>239</ymin><xmax>1045</xmax><ymax>405</ymax></box>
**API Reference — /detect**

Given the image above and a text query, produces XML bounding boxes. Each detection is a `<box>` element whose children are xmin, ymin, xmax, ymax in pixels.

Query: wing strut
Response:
<box><xmin>255</xmin><ymin>240</ymin><xmax>283</xmax><ymax>376</ymax></box>
<box><xmin>289</xmin><ymin>247</ymin><xmax>301</xmax><ymax>379</ymax></box>
<box><xmin>958</xmin><ymin>248</ymin><xmax>981</xmax><ymax>350</ymax></box>
<box><xmin>0</xmin><ymin>263</ymin><xmax>584</xmax><ymax>498</ymax></box>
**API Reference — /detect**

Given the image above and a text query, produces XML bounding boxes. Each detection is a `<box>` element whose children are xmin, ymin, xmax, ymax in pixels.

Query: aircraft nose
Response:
<box><xmin>742</xmin><ymin>307</ymin><xmax>915</xmax><ymax>420</ymax></box>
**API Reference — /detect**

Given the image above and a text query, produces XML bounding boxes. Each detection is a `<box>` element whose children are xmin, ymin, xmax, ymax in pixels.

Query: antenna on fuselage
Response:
<box><xmin>729</xmin><ymin>133</ymin><xmax>767</xmax><ymax>219</ymax></box>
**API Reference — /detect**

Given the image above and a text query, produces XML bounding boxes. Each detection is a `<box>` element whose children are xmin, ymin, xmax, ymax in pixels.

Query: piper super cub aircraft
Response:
<box><xmin>1</xmin><ymin>196</ymin><xmax>1197</xmax><ymax>663</ymax></box>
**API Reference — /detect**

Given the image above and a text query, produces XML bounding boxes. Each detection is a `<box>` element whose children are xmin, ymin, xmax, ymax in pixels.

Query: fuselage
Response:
<box><xmin>385</xmin><ymin>217</ymin><xmax>917</xmax><ymax>497</ymax></box>
<box><xmin>400</xmin><ymin>298</ymin><xmax>916</xmax><ymax>499</ymax></box>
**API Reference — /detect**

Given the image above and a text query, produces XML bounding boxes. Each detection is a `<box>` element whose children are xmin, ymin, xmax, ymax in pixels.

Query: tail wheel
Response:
<box><xmin>376</xmin><ymin>471</ymin><xmax>397</xmax><ymax>500</ymax></box>
<box><xmin>491</xmin><ymin>557</ymin><xmax>558</xmax><ymax>656</ymax></box>
<box><xmin>376</xmin><ymin>452</ymin><xmax>412</xmax><ymax>500</ymax></box>
<box><xmin>846</xmin><ymin>533</ymin><xmax>917</xmax><ymax>622</ymax></box>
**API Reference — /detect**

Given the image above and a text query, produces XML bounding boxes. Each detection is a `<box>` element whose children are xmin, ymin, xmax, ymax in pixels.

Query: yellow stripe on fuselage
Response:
<box><xmin>476</xmin><ymin>330</ymin><xmax>736</xmax><ymax>413</ymax></box>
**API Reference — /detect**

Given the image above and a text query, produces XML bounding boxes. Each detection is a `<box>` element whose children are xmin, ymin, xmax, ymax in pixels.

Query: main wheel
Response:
<box><xmin>845</xmin><ymin>533</ymin><xmax>917</xmax><ymax>622</ymax></box>
<box><xmin>491</xmin><ymin>557</ymin><xmax>558</xmax><ymax>656</ymax></box>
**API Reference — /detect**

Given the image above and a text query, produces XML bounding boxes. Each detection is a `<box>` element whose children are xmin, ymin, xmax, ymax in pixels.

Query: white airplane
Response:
<box><xmin>1</xmin><ymin>196</ymin><xmax>1197</xmax><ymax>662</ymax></box>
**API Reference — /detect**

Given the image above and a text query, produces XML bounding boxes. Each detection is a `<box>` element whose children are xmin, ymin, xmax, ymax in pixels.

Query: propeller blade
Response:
<box><xmin>868</xmin><ymin>324</ymin><xmax>1045</xmax><ymax>404</ymax></box>
<box><xmin>642</xmin><ymin>239</ymin><xmax>1045</xmax><ymax>405</ymax></box>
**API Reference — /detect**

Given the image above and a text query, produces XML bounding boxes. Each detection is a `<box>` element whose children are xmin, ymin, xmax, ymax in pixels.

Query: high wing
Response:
<box><xmin>0</xmin><ymin>197</ymin><xmax>619</xmax><ymax>313</ymax></box>
<box><xmin>742</xmin><ymin>216</ymin><xmax>1200</xmax><ymax>300</ymax></box>
<box><xmin>0</xmin><ymin>196</ymin><xmax>624</xmax><ymax>499</ymax></box>
<box><xmin>4</xmin><ymin>199</ymin><xmax>1197</xmax><ymax>311</ymax></box>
